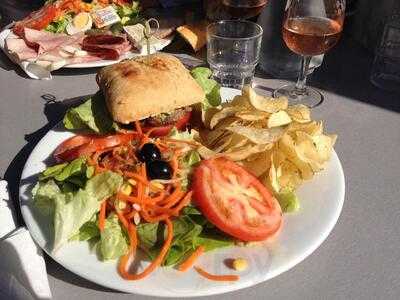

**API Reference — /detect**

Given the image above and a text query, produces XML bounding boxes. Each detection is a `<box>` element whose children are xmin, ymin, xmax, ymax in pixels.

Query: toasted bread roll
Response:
<box><xmin>97</xmin><ymin>53</ymin><xmax>205</xmax><ymax>124</ymax></box>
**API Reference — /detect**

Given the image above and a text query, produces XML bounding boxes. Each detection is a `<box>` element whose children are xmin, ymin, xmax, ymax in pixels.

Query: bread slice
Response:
<box><xmin>96</xmin><ymin>53</ymin><xmax>205</xmax><ymax>124</ymax></box>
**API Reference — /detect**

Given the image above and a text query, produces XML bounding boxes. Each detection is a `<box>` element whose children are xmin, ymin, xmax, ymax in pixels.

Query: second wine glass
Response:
<box><xmin>274</xmin><ymin>0</ymin><xmax>345</xmax><ymax>108</ymax></box>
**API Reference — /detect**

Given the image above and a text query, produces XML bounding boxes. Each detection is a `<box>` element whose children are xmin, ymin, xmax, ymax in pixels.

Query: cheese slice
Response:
<box><xmin>124</xmin><ymin>24</ymin><xmax>170</xmax><ymax>55</ymax></box>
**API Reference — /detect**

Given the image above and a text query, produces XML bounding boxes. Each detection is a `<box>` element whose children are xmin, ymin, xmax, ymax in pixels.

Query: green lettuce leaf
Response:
<box><xmin>63</xmin><ymin>93</ymin><xmax>117</xmax><ymax>134</ymax></box>
<box><xmin>190</xmin><ymin>67</ymin><xmax>221</xmax><ymax>108</ymax></box>
<box><xmin>33</xmin><ymin>171</ymin><xmax>123</xmax><ymax>252</ymax></box>
<box><xmin>276</xmin><ymin>189</ymin><xmax>300</xmax><ymax>213</ymax></box>
<box><xmin>136</xmin><ymin>207</ymin><xmax>233</xmax><ymax>266</ymax></box>
<box><xmin>137</xmin><ymin>215</ymin><xmax>202</xmax><ymax>266</ymax></box>
<box><xmin>40</xmin><ymin>157</ymin><xmax>87</xmax><ymax>181</ymax></box>
<box><xmin>182</xmin><ymin>150</ymin><xmax>201</xmax><ymax>167</ymax></box>
<box><xmin>45</xmin><ymin>15</ymin><xmax>71</xmax><ymax>34</ymax></box>
<box><xmin>32</xmin><ymin>180</ymin><xmax>61</xmax><ymax>216</ymax></box>
<box><xmin>180</xmin><ymin>150</ymin><xmax>201</xmax><ymax>191</ymax></box>
<box><xmin>194</xmin><ymin>231</ymin><xmax>234</xmax><ymax>252</ymax></box>
<box><xmin>99</xmin><ymin>214</ymin><xmax>129</xmax><ymax>261</ymax></box>
<box><xmin>69</xmin><ymin>220</ymin><xmax>100</xmax><ymax>242</ymax></box>
<box><xmin>39</xmin><ymin>157</ymin><xmax>94</xmax><ymax>191</ymax></box>
<box><xmin>168</xmin><ymin>127</ymin><xmax>196</xmax><ymax>141</ymax></box>
<box><xmin>110</xmin><ymin>1</ymin><xmax>142</xmax><ymax>33</ymax></box>
<box><xmin>114</xmin><ymin>1</ymin><xmax>141</xmax><ymax>24</ymax></box>
<box><xmin>39</xmin><ymin>163</ymin><xmax>68</xmax><ymax>181</ymax></box>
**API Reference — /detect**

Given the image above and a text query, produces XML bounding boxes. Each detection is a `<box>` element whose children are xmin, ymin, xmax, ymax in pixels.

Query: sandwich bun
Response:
<box><xmin>96</xmin><ymin>53</ymin><xmax>205</xmax><ymax>124</ymax></box>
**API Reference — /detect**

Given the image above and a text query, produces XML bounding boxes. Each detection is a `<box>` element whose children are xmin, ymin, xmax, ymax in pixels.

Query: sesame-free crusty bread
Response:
<box><xmin>96</xmin><ymin>53</ymin><xmax>205</xmax><ymax>124</ymax></box>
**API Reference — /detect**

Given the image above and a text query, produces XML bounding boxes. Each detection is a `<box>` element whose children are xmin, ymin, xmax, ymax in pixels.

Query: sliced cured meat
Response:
<box><xmin>82</xmin><ymin>34</ymin><xmax>131</xmax><ymax>60</ymax></box>
<box><xmin>82</xmin><ymin>35</ymin><xmax>126</xmax><ymax>45</ymax></box>
<box><xmin>23</xmin><ymin>28</ymin><xmax>85</xmax><ymax>54</ymax></box>
<box><xmin>5</xmin><ymin>38</ymin><xmax>37</xmax><ymax>60</ymax></box>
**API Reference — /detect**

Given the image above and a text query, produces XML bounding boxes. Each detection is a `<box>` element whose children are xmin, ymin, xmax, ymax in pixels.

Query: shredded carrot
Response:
<box><xmin>171</xmin><ymin>154</ymin><xmax>179</xmax><ymax>178</ymax></box>
<box><xmin>118</xmin><ymin>218</ymin><xmax>173</xmax><ymax>280</ymax></box>
<box><xmin>87</xmin><ymin>156</ymin><xmax>96</xmax><ymax>166</ymax></box>
<box><xmin>140</xmin><ymin>204</ymin><xmax>170</xmax><ymax>223</ymax></box>
<box><xmin>157</xmin><ymin>185</ymin><xmax>183</xmax><ymax>207</ymax></box>
<box><xmin>94</xmin><ymin>165</ymin><xmax>107</xmax><ymax>175</ymax></box>
<box><xmin>143</xmin><ymin>127</ymin><xmax>159</xmax><ymax>137</ymax></box>
<box><xmin>137</xmin><ymin>180</ymin><xmax>144</xmax><ymax>203</ymax></box>
<box><xmin>151</xmin><ymin>191</ymin><xmax>166</xmax><ymax>203</ymax></box>
<box><xmin>126</xmin><ymin>222</ymin><xmax>138</xmax><ymax>252</ymax></box>
<box><xmin>135</xmin><ymin>121</ymin><xmax>143</xmax><ymax>136</ymax></box>
<box><xmin>98</xmin><ymin>200</ymin><xmax>107</xmax><ymax>232</ymax></box>
<box><xmin>139</xmin><ymin>137</ymin><xmax>149</xmax><ymax>148</ymax></box>
<box><xmin>171</xmin><ymin>191</ymin><xmax>192</xmax><ymax>216</ymax></box>
<box><xmin>115</xmin><ymin>209</ymin><xmax>129</xmax><ymax>230</ymax></box>
<box><xmin>116</xmin><ymin>192</ymin><xmax>143</xmax><ymax>204</ymax></box>
<box><xmin>154</xmin><ymin>140</ymin><xmax>169</xmax><ymax>151</ymax></box>
<box><xmin>178</xmin><ymin>246</ymin><xmax>205</xmax><ymax>272</ymax></box>
<box><xmin>193</xmin><ymin>266</ymin><xmax>239</xmax><ymax>282</ymax></box>
<box><xmin>124</xmin><ymin>171</ymin><xmax>149</xmax><ymax>185</ymax></box>
<box><xmin>125</xmin><ymin>209</ymin><xmax>138</xmax><ymax>220</ymax></box>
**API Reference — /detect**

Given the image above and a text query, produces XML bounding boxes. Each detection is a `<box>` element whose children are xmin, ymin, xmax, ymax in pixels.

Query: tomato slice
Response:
<box><xmin>54</xmin><ymin>133</ymin><xmax>138</xmax><ymax>162</ymax></box>
<box><xmin>142</xmin><ymin>111</ymin><xmax>192</xmax><ymax>137</ymax></box>
<box><xmin>192</xmin><ymin>158</ymin><xmax>283</xmax><ymax>241</ymax></box>
<box><xmin>13</xmin><ymin>4</ymin><xmax>61</xmax><ymax>36</ymax></box>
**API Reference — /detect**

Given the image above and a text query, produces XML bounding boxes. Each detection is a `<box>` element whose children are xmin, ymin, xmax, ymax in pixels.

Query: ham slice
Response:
<box><xmin>5</xmin><ymin>38</ymin><xmax>37</xmax><ymax>60</ymax></box>
<box><xmin>23</xmin><ymin>28</ymin><xmax>85</xmax><ymax>54</ymax></box>
<box><xmin>82</xmin><ymin>34</ymin><xmax>131</xmax><ymax>60</ymax></box>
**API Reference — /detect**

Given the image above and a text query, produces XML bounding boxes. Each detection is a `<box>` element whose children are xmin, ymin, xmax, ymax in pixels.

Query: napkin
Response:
<box><xmin>0</xmin><ymin>180</ymin><xmax>52</xmax><ymax>300</ymax></box>
<box><xmin>0</xmin><ymin>28</ymin><xmax>53</xmax><ymax>80</ymax></box>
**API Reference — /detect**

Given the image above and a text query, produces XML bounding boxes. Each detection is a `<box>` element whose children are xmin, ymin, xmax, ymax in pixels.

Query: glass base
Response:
<box><xmin>273</xmin><ymin>84</ymin><xmax>324</xmax><ymax>108</ymax></box>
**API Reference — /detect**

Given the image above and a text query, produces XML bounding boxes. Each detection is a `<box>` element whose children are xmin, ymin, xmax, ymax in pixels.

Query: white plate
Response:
<box><xmin>19</xmin><ymin>88</ymin><xmax>345</xmax><ymax>297</ymax></box>
<box><xmin>0</xmin><ymin>28</ymin><xmax>173</xmax><ymax>69</ymax></box>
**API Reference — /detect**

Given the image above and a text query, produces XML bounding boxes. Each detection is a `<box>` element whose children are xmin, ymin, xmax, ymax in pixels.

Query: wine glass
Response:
<box><xmin>273</xmin><ymin>0</ymin><xmax>346</xmax><ymax>108</ymax></box>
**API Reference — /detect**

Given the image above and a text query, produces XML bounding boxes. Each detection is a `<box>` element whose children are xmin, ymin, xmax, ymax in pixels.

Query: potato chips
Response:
<box><xmin>199</xmin><ymin>86</ymin><xmax>337</xmax><ymax>194</ymax></box>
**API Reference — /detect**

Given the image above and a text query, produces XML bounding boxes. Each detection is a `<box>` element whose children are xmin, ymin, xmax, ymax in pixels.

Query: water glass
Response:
<box><xmin>207</xmin><ymin>20</ymin><xmax>263</xmax><ymax>88</ymax></box>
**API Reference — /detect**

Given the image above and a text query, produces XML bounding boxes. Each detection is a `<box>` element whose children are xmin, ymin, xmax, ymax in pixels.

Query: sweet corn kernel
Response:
<box><xmin>128</xmin><ymin>179</ymin><xmax>137</xmax><ymax>186</ymax></box>
<box><xmin>116</xmin><ymin>200</ymin><xmax>127</xmax><ymax>210</ymax></box>
<box><xmin>150</xmin><ymin>181</ymin><xmax>164</xmax><ymax>190</ymax></box>
<box><xmin>120</xmin><ymin>183</ymin><xmax>132</xmax><ymax>195</ymax></box>
<box><xmin>232</xmin><ymin>258</ymin><xmax>248</xmax><ymax>271</ymax></box>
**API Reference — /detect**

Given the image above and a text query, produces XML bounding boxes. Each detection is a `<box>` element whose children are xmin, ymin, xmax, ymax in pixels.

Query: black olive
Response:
<box><xmin>146</xmin><ymin>160</ymin><xmax>172</xmax><ymax>180</ymax></box>
<box><xmin>137</xmin><ymin>143</ymin><xmax>161</xmax><ymax>162</ymax></box>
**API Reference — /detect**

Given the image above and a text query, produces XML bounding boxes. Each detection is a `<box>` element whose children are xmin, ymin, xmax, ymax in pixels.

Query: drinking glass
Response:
<box><xmin>274</xmin><ymin>0</ymin><xmax>346</xmax><ymax>107</ymax></box>
<box><xmin>207</xmin><ymin>20</ymin><xmax>263</xmax><ymax>88</ymax></box>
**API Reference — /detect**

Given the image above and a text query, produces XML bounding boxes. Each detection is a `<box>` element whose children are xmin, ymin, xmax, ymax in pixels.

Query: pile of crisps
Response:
<box><xmin>198</xmin><ymin>86</ymin><xmax>337</xmax><ymax>194</ymax></box>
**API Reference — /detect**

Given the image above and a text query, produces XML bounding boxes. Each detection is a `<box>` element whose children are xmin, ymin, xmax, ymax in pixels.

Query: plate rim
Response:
<box><xmin>18</xmin><ymin>88</ymin><xmax>345</xmax><ymax>297</ymax></box>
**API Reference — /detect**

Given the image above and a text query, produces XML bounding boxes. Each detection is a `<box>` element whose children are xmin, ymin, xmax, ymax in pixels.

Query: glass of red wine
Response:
<box><xmin>273</xmin><ymin>0</ymin><xmax>345</xmax><ymax>108</ymax></box>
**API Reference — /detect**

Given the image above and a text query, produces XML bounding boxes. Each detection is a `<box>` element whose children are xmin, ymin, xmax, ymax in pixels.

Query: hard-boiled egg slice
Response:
<box><xmin>66</xmin><ymin>12</ymin><xmax>93</xmax><ymax>35</ymax></box>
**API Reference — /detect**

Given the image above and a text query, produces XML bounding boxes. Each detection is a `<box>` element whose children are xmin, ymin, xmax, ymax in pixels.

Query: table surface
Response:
<box><xmin>1</xmin><ymin>35</ymin><xmax>400</xmax><ymax>300</ymax></box>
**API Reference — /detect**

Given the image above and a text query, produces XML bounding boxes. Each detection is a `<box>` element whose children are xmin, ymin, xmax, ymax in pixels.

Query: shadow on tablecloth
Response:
<box><xmin>257</xmin><ymin>34</ymin><xmax>400</xmax><ymax>113</ymax></box>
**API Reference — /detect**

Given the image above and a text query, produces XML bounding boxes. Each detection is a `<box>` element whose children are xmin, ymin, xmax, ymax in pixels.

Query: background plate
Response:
<box><xmin>0</xmin><ymin>28</ymin><xmax>173</xmax><ymax>69</ymax></box>
<box><xmin>19</xmin><ymin>88</ymin><xmax>345</xmax><ymax>297</ymax></box>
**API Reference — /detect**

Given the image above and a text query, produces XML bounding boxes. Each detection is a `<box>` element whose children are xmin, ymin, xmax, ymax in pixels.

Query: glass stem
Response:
<box><xmin>295</xmin><ymin>56</ymin><xmax>312</xmax><ymax>94</ymax></box>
